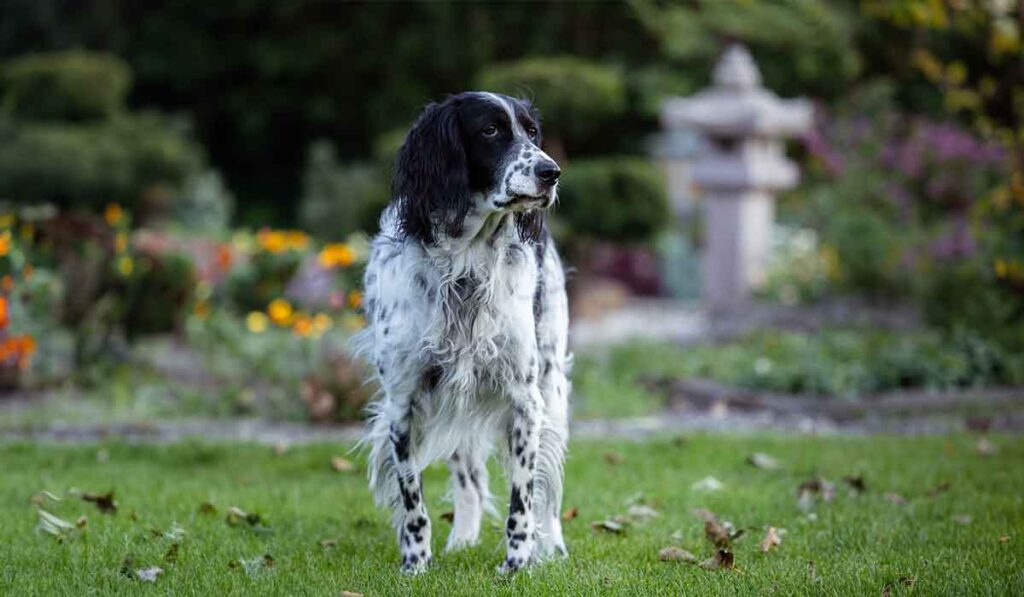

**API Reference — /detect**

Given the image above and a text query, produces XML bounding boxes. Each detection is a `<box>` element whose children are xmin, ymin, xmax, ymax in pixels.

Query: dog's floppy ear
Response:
<box><xmin>393</xmin><ymin>99</ymin><xmax>471</xmax><ymax>244</ymax></box>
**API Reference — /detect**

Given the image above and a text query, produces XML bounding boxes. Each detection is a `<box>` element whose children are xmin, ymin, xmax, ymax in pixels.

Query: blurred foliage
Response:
<box><xmin>557</xmin><ymin>157</ymin><xmax>668</xmax><ymax>244</ymax></box>
<box><xmin>298</xmin><ymin>141</ymin><xmax>389</xmax><ymax>240</ymax></box>
<box><xmin>577</xmin><ymin>328</ymin><xmax>1024</xmax><ymax>404</ymax></box>
<box><xmin>174</xmin><ymin>170</ymin><xmax>235</xmax><ymax>233</ymax></box>
<box><xmin>0</xmin><ymin>113</ymin><xmax>204</xmax><ymax>213</ymax></box>
<box><xmin>0</xmin><ymin>51</ymin><xmax>131</xmax><ymax>121</ymax></box>
<box><xmin>477</xmin><ymin>56</ymin><xmax>627</xmax><ymax>159</ymax></box>
<box><xmin>630</xmin><ymin>0</ymin><xmax>860</xmax><ymax>100</ymax></box>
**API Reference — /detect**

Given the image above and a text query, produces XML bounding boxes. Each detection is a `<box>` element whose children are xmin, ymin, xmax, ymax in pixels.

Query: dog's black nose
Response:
<box><xmin>534</xmin><ymin>160</ymin><xmax>561</xmax><ymax>186</ymax></box>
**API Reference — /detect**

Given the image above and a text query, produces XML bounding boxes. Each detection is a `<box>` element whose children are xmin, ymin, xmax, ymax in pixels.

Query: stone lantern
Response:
<box><xmin>661</xmin><ymin>44</ymin><xmax>811</xmax><ymax>310</ymax></box>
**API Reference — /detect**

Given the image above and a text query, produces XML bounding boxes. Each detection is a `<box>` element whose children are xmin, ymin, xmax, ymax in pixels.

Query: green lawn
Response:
<box><xmin>2</xmin><ymin>435</ymin><xmax>1022</xmax><ymax>595</ymax></box>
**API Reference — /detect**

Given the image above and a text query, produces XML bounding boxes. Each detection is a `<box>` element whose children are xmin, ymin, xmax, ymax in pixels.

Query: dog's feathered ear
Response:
<box><xmin>393</xmin><ymin>100</ymin><xmax>470</xmax><ymax>244</ymax></box>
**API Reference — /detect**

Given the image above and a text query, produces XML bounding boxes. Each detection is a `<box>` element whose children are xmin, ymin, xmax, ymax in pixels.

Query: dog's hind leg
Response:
<box><xmin>367</xmin><ymin>395</ymin><xmax>433</xmax><ymax>575</ymax></box>
<box><xmin>444</xmin><ymin>447</ymin><xmax>490</xmax><ymax>552</ymax></box>
<box><xmin>534</xmin><ymin>371</ymin><xmax>569</xmax><ymax>559</ymax></box>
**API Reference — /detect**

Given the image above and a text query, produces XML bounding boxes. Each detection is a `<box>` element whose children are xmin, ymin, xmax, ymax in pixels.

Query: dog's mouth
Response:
<box><xmin>502</xmin><ymin>190</ymin><xmax>554</xmax><ymax>210</ymax></box>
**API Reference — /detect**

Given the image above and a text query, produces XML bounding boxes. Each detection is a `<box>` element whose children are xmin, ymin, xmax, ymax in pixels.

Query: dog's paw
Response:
<box><xmin>400</xmin><ymin>552</ymin><xmax>432</xmax><ymax>575</ymax></box>
<box><xmin>496</xmin><ymin>555</ymin><xmax>529</xmax><ymax>576</ymax></box>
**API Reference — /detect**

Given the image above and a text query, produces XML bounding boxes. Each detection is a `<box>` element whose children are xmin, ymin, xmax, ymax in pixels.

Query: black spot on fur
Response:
<box><xmin>509</xmin><ymin>484</ymin><xmax>526</xmax><ymax>515</ymax></box>
<box><xmin>422</xmin><ymin>364</ymin><xmax>443</xmax><ymax>391</ymax></box>
<box><xmin>457</xmin><ymin>472</ymin><xmax>466</xmax><ymax>488</ymax></box>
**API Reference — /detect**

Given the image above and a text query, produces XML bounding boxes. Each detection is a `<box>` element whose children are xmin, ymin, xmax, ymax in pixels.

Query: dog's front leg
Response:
<box><xmin>390</xmin><ymin>418</ymin><xmax>432</xmax><ymax>575</ymax></box>
<box><xmin>499</xmin><ymin>395</ymin><xmax>541</xmax><ymax>574</ymax></box>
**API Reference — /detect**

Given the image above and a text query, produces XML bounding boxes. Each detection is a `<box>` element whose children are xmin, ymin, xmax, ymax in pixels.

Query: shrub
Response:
<box><xmin>174</xmin><ymin>170</ymin><xmax>235</xmax><ymax>232</ymax></box>
<box><xmin>556</xmin><ymin>157</ymin><xmax>668</xmax><ymax>244</ymax></box>
<box><xmin>0</xmin><ymin>51</ymin><xmax>131</xmax><ymax>122</ymax></box>
<box><xmin>0</xmin><ymin>114</ymin><xmax>204</xmax><ymax>211</ymax></box>
<box><xmin>477</xmin><ymin>57</ymin><xmax>627</xmax><ymax>158</ymax></box>
<box><xmin>298</xmin><ymin>140</ymin><xmax>389</xmax><ymax>239</ymax></box>
<box><xmin>117</xmin><ymin>251</ymin><xmax>197</xmax><ymax>339</ymax></box>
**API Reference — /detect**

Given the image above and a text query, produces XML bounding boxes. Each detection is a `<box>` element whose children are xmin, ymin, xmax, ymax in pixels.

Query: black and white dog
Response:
<box><xmin>355</xmin><ymin>92</ymin><xmax>570</xmax><ymax>575</ymax></box>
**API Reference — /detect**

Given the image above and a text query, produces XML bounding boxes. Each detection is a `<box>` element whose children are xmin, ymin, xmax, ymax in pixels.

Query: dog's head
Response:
<box><xmin>393</xmin><ymin>92</ymin><xmax>560</xmax><ymax>244</ymax></box>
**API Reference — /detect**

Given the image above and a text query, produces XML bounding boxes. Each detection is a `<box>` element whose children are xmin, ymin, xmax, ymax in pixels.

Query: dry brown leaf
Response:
<box><xmin>807</xmin><ymin>560</ymin><xmax>817</xmax><ymax>581</ymax></box>
<box><xmin>440</xmin><ymin>511</ymin><xmax>454</xmax><ymax>523</ymax></box>
<box><xmin>699</xmin><ymin>549</ymin><xmax>734</xmax><ymax>571</ymax></box>
<box><xmin>320</xmin><ymin>539</ymin><xmax>338</xmax><ymax>549</ymax></box>
<box><xmin>75</xmin><ymin>516</ymin><xmax>87</xmax><ymax>529</ymax></box>
<box><xmin>705</xmin><ymin>519</ymin><xmax>731</xmax><ymax>547</ymax></box>
<box><xmin>29</xmin><ymin>491</ymin><xmax>62</xmax><ymax>507</ymax></box>
<box><xmin>80</xmin><ymin>490</ymin><xmax>117</xmax><ymax>514</ymax></box>
<box><xmin>603</xmin><ymin>452</ymin><xmax>624</xmax><ymax>465</ymax></box>
<box><xmin>330</xmin><ymin>456</ymin><xmax>355</xmax><ymax>473</ymax></box>
<box><xmin>627</xmin><ymin>504</ymin><xmax>661</xmax><ymax>522</ymax></box>
<box><xmin>562</xmin><ymin>507</ymin><xmax>579</xmax><ymax>522</ymax></box>
<box><xmin>999</xmin><ymin>535</ymin><xmax>1010</xmax><ymax>543</ymax></box>
<box><xmin>164</xmin><ymin>542</ymin><xmax>180</xmax><ymax>563</ymax></box>
<box><xmin>658</xmin><ymin>546</ymin><xmax>698</xmax><ymax>563</ymax></box>
<box><xmin>692</xmin><ymin>508</ymin><xmax>718</xmax><ymax>523</ymax></box>
<box><xmin>225</xmin><ymin>506</ymin><xmax>265</xmax><ymax>527</ymax></box>
<box><xmin>198</xmin><ymin>502</ymin><xmax>217</xmax><ymax>515</ymax></box>
<box><xmin>760</xmin><ymin>526</ymin><xmax>783</xmax><ymax>552</ymax></box>
<box><xmin>884</xmin><ymin>492</ymin><xmax>908</xmax><ymax>505</ymax></box>
<box><xmin>747</xmin><ymin>453</ymin><xmax>781</xmax><ymax>470</ymax></box>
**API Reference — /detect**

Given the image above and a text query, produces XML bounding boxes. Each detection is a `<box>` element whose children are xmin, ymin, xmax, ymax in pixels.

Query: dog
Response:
<box><xmin>354</xmin><ymin>91</ymin><xmax>571</xmax><ymax>575</ymax></box>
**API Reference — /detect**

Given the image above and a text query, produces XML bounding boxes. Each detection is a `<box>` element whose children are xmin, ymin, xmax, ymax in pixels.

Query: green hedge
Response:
<box><xmin>0</xmin><ymin>51</ymin><xmax>131</xmax><ymax>122</ymax></box>
<box><xmin>556</xmin><ymin>157</ymin><xmax>668</xmax><ymax>244</ymax></box>
<box><xmin>0</xmin><ymin>114</ymin><xmax>203</xmax><ymax>210</ymax></box>
<box><xmin>299</xmin><ymin>140</ymin><xmax>389</xmax><ymax>239</ymax></box>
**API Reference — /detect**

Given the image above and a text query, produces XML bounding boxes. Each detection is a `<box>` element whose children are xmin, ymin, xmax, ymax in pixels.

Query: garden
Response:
<box><xmin>1</xmin><ymin>1</ymin><xmax>1022</xmax><ymax>594</ymax></box>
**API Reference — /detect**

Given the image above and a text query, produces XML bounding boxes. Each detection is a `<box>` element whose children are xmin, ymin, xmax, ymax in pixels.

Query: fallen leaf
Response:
<box><xmin>225</xmin><ymin>506</ymin><xmax>266</xmax><ymax>528</ymax></box>
<box><xmin>273</xmin><ymin>441</ymin><xmax>289</xmax><ymax>456</ymax></box>
<box><xmin>843</xmin><ymin>475</ymin><xmax>867</xmax><ymax>493</ymax></box>
<box><xmin>440</xmin><ymin>511</ymin><xmax>454</xmax><ymax>523</ymax></box>
<box><xmin>233</xmin><ymin>554</ymin><xmax>275</xmax><ymax>578</ymax></box>
<box><xmin>952</xmin><ymin>514</ymin><xmax>973</xmax><ymax>525</ymax></box>
<box><xmin>691</xmin><ymin>476</ymin><xmax>724</xmax><ymax>492</ymax></box>
<box><xmin>603</xmin><ymin>452</ymin><xmax>624</xmax><ymax>465</ymax></box>
<box><xmin>807</xmin><ymin>560</ymin><xmax>817</xmax><ymax>581</ymax></box>
<box><xmin>627</xmin><ymin>504</ymin><xmax>661</xmax><ymax>522</ymax></box>
<box><xmin>670</xmin><ymin>529</ymin><xmax>685</xmax><ymax>542</ymax></box>
<box><xmin>592</xmin><ymin>519</ymin><xmax>627</xmax><ymax>534</ymax></box>
<box><xmin>263</xmin><ymin>554</ymin><xmax>275</xmax><ymax>567</ymax></box>
<box><xmin>340</xmin><ymin>592</ymin><xmax>364</xmax><ymax>597</ymax></box>
<box><xmin>692</xmin><ymin>508</ymin><xmax>718</xmax><ymax>523</ymax></box>
<box><xmin>658</xmin><ymin>546</ymin><xmax>698</xmax><ymax>563</ymax></box>
<box><xmin>747</xmin><ymin>453</ymin><xmax>781</xmax><ymax>470</ymax></box>
<box><xmin>330</xmin><ymin>456</ymin><xmax>355</xmax><ymax>473</ymax></box>
<box><xmin>198</xmin><ymin>502</ymin><xmax>217</xmax><ymax>515</ymax></box>
<box><xmin>975</xmin><ymin>437</ymin><xmax>997</xmax><ymax>456</ymax></box>
<box><xmin>562</xmin><ymin>507</ymin><xmax>578</xmax><ymax>522</ymax></box>
<box><xmin>319</xmin><ymin>539</ymin><xmax>338</xmax><ymax>549</ymax></box>
<box><xmin>704</xmin><ymin>519</ymin><xmax>743</xmax><ymax>548</ymax></box>
<box><xmin>883</xmin><ymin>576</ymin><xmax>916</xmax><ymax>595</ymax></box>
<box><xmin>164</xmin><ymin>543</ymin><xmax>179</xmax><ymax>563</ymax></box>
<box><xmin>797</xmin><ymin>478</ymin><xmax>836</xmax><ymax>507</ymax></box>
<box><xmin>927</xmin><ymin>481</ymin><xmax>952</xmax><ymax>498</ymax></box>
<box><xmin>79</xmin><ymin>490</ymin><xmax>117</xmax><ymax>514</ymax></box>
<box><xmin>36</xmin><ymin>509</ymin><xmax>76</xmax><ymax>540</ymax></box>
<box><xmin>29</xmin><ymin>491</ymin><xmax>62</xmax><ymax>506</ymax></box>
<box><xmin>884</xmin><ymin>492</ymin><xmax>908</xmax><ymax>505</ymax></box>
<box><xmin>699</xmin><ymin>549</ymin><xmax>734</xmax><ymax>571</ymax></box>
<box><xmin>999</xmin><ymin>535</ymin><xmax>1009</xmax><ymax>543</ymax></box>
<box><xmin>760</xmin><ymin>526</ymin><xmax>784</xmax><ymax>552</ymax></box>
<box><xmin>135</xmin><ymin>566</ymin><xmax>163</xmax><ymax>583</ymax></box>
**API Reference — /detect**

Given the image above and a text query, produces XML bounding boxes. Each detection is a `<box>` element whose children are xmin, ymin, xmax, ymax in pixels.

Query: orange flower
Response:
<box><xmin>1</xmin><ymin>276</ymin><xmax>11</xmax><ymax>292</ymax></box>
<box><xmin>0</xmin><ymin>230</ymin><xmax>10</xmax><ymax>257</ymax></box>
<box><xmin>104</xmin><ymin>203</ymin><xmax>124</xmax><ymax>226</ymax></box>
<box><xmin>257</xmin><ymin>229</ymin><xmax>309</xmax><ymax>254</ymax></box>
<box><xmin>292</xmin><ymin>313</ymin><xmax>313</xmax><ymax>337</ymax></box>
<box><xmin>16</xmin><ymin>335</ymin><xmax>35</xmax><ymax>370</ymax></box>
<box><xmin>193</xmin><ymin>299</ymin><xmax>211</xmax><ymax>320</ymax></box>
<box><xmin>318</xmin><ymin>243</ymin><xmax>356</xmax><ymax>269</ymax></box>
<box><xmin>0</xmin><ymin>296</ymin><xmax>7</xmax><ymax>329</ymax></box>
<box><xmin>22</xmin><ymin>264</ymin><xmax>33</xmax><ymax>280</ymax></box>
<box><xmin>267</xmin><ymin>298</ymin><xmax>294</xmax><ymax>326</ymax></box>
<box><xmin>347</xmin><ymin>290</ymin><xmax>363</xmax><ymax>309</ymax></box>
<box><xmin>216</xmin><ymin>244</ymin><xmax>233</xmax><ymax>272</ymax></box>
<box><xmin>115</xmin><ymin>232</ymin><xmax>129</xmax><ymax>253</ymax></box>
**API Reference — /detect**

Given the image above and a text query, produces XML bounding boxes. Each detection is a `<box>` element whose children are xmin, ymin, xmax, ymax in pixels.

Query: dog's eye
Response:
<box><xmin>527</xmin><ymin>126</ymin><xmax>539</xmax><ymax>139</ymax></box>
<box><xmin>482</xmin><ymin>124</ymin><xmax>499</xmax><ymax>137</ymax></box>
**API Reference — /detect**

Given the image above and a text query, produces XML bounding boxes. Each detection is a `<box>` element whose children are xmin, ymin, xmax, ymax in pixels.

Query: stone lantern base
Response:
<box><xmin>703</xmin><ymin>190</ymin><xmax>774</xmax><ymax>311</ymax></box>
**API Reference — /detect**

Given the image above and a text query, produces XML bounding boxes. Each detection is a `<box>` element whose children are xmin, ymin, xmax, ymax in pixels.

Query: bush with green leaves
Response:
<box><xmin>0</xmin><ymin>51</ymin><xmax>131</xmax><ymax>122</ymax></box>
<box><xmin>555</xmin><ymin>157</ymin><xmax>668</xmax><ymax>244</ymax></box>
<box><xmin>0</xmin><ymin>113</ymin><xmax>204</xmax><ymax>212</ymax></box>
<box><xmin>298</xmin><ymin>140</ymin><xmax>389</xmax><ymax>239</ymax></box>
<box><xmin>477</xmin><ymin>57</ymin><xmax>627</xmax><ymax>159</ymax></box>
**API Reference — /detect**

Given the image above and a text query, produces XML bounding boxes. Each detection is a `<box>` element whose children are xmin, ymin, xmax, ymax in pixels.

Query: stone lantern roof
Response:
<box><xmin>661</xmin><ymin>45</ymin><xmax>812</xmax><ymax>139</ymax></box>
